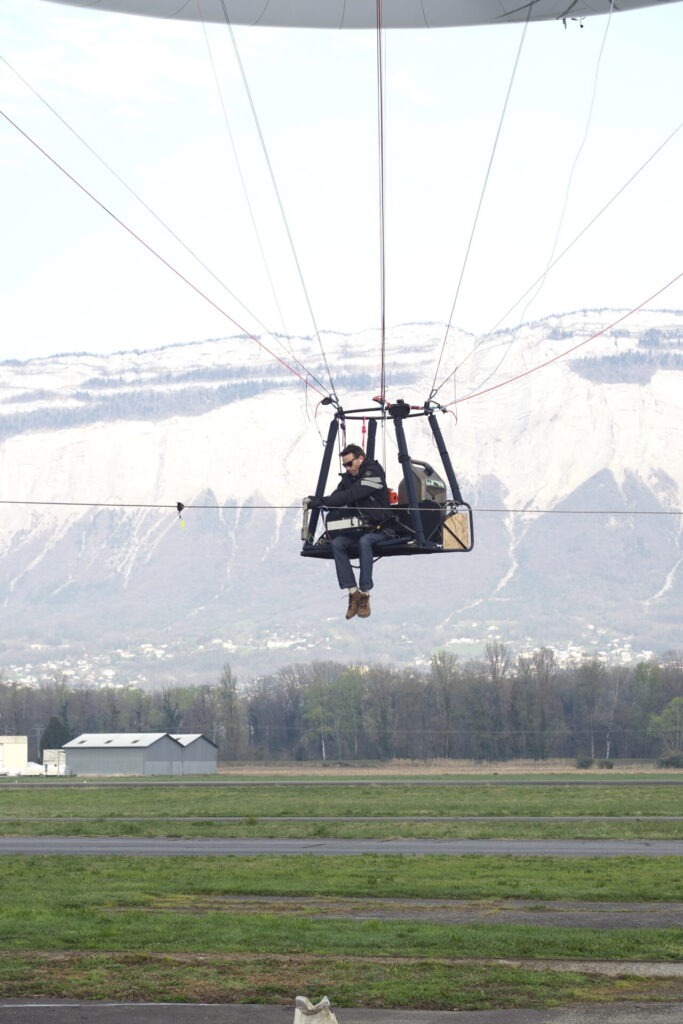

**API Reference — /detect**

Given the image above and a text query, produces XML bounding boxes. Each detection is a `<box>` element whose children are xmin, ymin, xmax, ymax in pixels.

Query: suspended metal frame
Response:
<box><xmin>301</xmin><ymin>399</ymin><xmax>474</xmax><ymax>560</ymax></box>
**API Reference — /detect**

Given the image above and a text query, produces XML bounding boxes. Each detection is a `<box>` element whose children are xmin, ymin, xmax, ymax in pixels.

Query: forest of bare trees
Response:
<box><xmin>1</xmin><ymin>645</ymin><xmax>682</xmax><ymax>766</ymax></box>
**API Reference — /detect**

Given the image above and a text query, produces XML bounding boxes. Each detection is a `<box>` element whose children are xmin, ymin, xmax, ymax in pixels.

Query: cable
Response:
<box><xmin>0</xmin><ymin>53</ymin><xmax>326</xmax><ymax>393</ymax></box>
<box><xmin>520</xmin><ymin>0</ymin><xmax>615</xmax><ymax>317</ymax></box>
<box><xmin>445</xmin><ymin>1</ymin><xmax>617</xmax><ymax>397</ymax></box>
<box><xmin>376</xmin><ymin>0</ymin><xmax>387</xmax><ymax>404</ymax></box>
<box><xmin>194</xmin><ymin>8</ymin><xmax>293</xmax><ymax>347</ymax></box>
<box><xmin>443</xmin><ymin>269</ymin><xmax>682</xmax><ymax>406</ymax></box>
<box><xmin>428</xmin><ymin>7</ymin><xmax>532</xmax><ymax>400</ymax></box>
<box><xmin>0</xmin><ymin>500</ymin><xmax>679</xmax><ymax>516</ymax></box>
<box><xmin>0</xmin><ymin>106</ymin><xmax>329</xmax><ymax>399</ymax></box>
<box><xmin>217</xmin><ymin>0</ymin><xmax>338</xmax><ymax>400</ymax></box>
<box><xmin>433</xmin><ymin>119</ymin><xmax>683</xmax><ymax>402</ymax></box>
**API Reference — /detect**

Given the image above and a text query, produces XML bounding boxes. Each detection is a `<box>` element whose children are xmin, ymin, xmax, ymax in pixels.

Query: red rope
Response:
<box><xmin>449</xmin><ymin>271</ymin><xmax>683</xmax><ymax>407</ymax></box>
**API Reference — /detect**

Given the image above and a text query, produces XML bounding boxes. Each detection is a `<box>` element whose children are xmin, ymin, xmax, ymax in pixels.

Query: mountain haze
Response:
<box><xmin>1</xmin><ymin>310</ymin><xmax>681</xmax><ymax>686</ymax></box>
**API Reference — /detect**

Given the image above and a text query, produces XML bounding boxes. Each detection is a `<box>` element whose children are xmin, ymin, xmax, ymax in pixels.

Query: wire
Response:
<box><xmin>444</xmin><ymin>1</ymin><xmax>617</xmax><ymax>397</ymax></box>
<box><xmin>194</xmin><ymin>8</ymin><xmax>293</xmax><ymax>346</ymax></box>
<box><xmin>519</xmin><ymin>0</ymin><xmax>615</xmax><ymax>317</ymax></box>
<box><xmin>0</xmin><ymin>500</ymin><xmax>679</xmax><ymax>517</ymax></box>
<box><xmin>0</xmin><ymin>106</ymin><xmax>329</xmax><ymax>399</ymax></box>
<box><xmin>433</xmin><ymin>118</ymin><xmax>683</xmax><ymax>401</ymax></box>
<box><xmin>217</xmin><ymin>1</ymin><xmax>338</xmax><ymax>400</ymax></box>
<box><xmin>443</xmin><ymin>269</ymin><xmax>682</xmax><ymax>406</ymax></box>
<box><xmin>376</xmin><ymin>0</ymin><xmax>387</xmax><ymax>404</ymax></box>
<box><xmin>428</xmin><ymin>7</ymin><xmax>532</xmax><ymax>400</ymax></box>
<box><xmin>0</xmin><ymin>53</ymin><xmax>326</xmax><ymax>393</ymax></box>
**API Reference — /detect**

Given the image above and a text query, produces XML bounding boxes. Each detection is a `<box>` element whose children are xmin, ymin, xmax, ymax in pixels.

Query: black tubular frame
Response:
<box><xmin>301</xmin><ymin>400</ymin><xmax>474</xmax><ymax>559</ymax></box>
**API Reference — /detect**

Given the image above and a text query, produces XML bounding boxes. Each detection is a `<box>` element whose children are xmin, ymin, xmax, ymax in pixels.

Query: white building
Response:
<box><xmin>42</xmin><ymin>749</ymin><xmax>68</xmax><ymax>775</ymax></box>
<box><xmin>0</xmin><ymin>736</ymin><xmax>28</xmax><ymax>774</ymax></box>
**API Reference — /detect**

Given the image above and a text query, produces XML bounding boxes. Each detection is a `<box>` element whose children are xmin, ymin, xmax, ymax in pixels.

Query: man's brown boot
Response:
<box><xmin>345</xmin><ymin>589</ymin><xmax>361</xmax><ymax>620</ymax></box>
<box><xmin>358</xmin><ymin>591</ymin><xmax>371</xmax><ymax>618</ymax></box>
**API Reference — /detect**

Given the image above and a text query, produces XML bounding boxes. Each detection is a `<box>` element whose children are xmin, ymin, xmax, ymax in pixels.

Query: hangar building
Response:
<box><xmin>62</xmin><ymin>732</ymin><xmax>218</xmax><ymax>776</ymax></box>
<box><xmin>171</xmin><ymin>734</ymin><xmax>219</xmax><ymax>774</ymax></box>
<box><xmin>63</xmin><ymin>733</ymin><xmax>184</xmax><ymax>776</ymax></box>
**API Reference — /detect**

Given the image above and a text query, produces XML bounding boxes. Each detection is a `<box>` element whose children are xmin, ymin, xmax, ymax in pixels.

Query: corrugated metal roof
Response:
<box><xmin>63</xmin><ymin>733</ymin><xmax>174</xmax><ymax>749</ymax></box>
<box><xmin>172</xmin><ymin>734</ymin><xmax>218</xmax><ymax>749</ymax></box>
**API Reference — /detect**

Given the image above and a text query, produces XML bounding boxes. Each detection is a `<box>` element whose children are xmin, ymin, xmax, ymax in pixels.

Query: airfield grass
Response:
<box><xmin>2</xmin><ymin>816</ymin><xmax>682</xmax><ymax>839</ymax></box>
<box><xmin>4</xmin><ymin>951</ymin><xmax>683</xmax><ymax>1010</ymax></box>
<box><xmin>2</xmin><ymin>951</ymin><xmax>683</xmax><ymax>1010</ymax></box>
<box><xmin>1</xmin><ymin>774</ymin><xmax>681</xmax><ymax>1008</ymax></box>
<box><xmin>1</xmin><ymin>780</ymin><xmax>681</xmax><ymax>819</ymax></box>
<box><xmin>1</xmin><ymin>779</ymin><xmax>681</xmax><ymax>838</ymax></box>
<box><xmin>2</xmin><ymin>854</ymin><xmax>682</xmax><ymax>934</ymax></box>
<box><xmin>1</xmin><ymin>855</ymin><xmax>683</xmax><ymax>1007</ymax></box>
<box><xmin>3</xmin><ymin>852</ymin><xmax>683</xmax><ymax>902</ymax></box>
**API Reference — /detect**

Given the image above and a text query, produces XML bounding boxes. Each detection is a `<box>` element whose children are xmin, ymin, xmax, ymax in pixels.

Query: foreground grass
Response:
<box><xmin>1</xmin><ymin>782</ymin><xmax>681</xmax><ymax>820</ymax></box>
<box><xmin>1</xmin><ymin>855</ymin><xmax>682</xmax><ymax>1010</ymax></box>
<box><xmin>2</xmin><ymin>817</ymin><xmax>681</xmax><ymax>839</ymax></box>
<box><xmin>3</xmin><ymin>905</ymin><xmax>680</xmax><ymax>961</ymax></box>
<box><xmin>1</xmin><ymin>856</ymin><xmax>682</xmax><ymax>962</ymax></box>
<box><xmin>1</xmin><ymin>952</ymin><xmax>682</xmax><ymax>1010</ymax></box>
<box><xmin>3</xmin><ymin>854</ymin><xmax>682</xmax><ymax>903</ymax></box>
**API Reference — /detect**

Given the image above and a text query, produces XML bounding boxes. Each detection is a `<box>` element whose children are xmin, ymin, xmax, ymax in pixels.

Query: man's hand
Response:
<box><xmin>306</xmin><ymin>495</ymin><xmax>324</xmax><ymax>509</ymax></box>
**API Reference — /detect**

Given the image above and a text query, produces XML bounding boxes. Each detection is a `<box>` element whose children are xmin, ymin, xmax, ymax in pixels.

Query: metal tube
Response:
<box><xmin>306</xmin><ymin>416</ymin><xmax>339</xmax><ymax>542</ymax></box>
<box><xmin>428</xmin><ymin>412</ymin><xmax>463</xmax><ymax>505</ymax></box>
<box><xmin>393</xmin><ymin>415</ymin><xmax>427</xmax><ymax>546</ymax></box>
<box><xmin>366</xmin><ymin>418</ymin><xmax>377</xmax><ymax>461</ymax></box>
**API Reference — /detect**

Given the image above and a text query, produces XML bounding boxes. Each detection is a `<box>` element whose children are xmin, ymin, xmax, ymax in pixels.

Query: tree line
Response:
<box><xmin>1</xmin><ymin>645</ymin><xmax>682</xmax><ymax>765</ymax></box>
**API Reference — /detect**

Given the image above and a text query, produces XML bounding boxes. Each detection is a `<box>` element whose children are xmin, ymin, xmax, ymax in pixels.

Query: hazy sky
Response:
<box><xmin>1</xmin><ymin>0</ymin><xmax>681</xmax><ymax>361</ymax></box>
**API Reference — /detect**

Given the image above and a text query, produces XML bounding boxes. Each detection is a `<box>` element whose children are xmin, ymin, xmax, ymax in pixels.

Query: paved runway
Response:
<box><xmin>6</xmin><ymin>814</ymin><xmax>683</xmax><ymax>822</ymax></box>
<box><xmin>2</xmin><ymin>837</ymin><xmax>683</xmax><ymax>856</ymax></box>
<box><xmin>2</xmin><ymin>777</ymin><xmax>682</xmax><ymax>787</ymax></box>
<box><xmin>1</xmin><ymin>1002</ymin><xmax>682</xmax><ymax>1024</ymax></box>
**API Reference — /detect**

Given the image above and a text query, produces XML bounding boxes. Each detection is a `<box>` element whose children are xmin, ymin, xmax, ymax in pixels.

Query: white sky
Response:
<box><xmin>1</xmin><ymin>0</ymin><xmax>681</xmax><ymax>361</ymax></box>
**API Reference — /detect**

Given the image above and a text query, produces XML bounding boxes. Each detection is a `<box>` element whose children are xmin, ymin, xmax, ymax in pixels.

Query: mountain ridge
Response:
<box><xmin>1</xmin><ymin>308</ymin><xmax>681</xmax><ymax>685</ymax></box>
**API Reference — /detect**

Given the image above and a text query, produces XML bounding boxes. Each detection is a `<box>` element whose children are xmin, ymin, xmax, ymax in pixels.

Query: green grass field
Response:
<box><xmin>1</xmin><ymin>780</ymin><xmax>681</xmax><ymax>832</ymax></box>
<box><xmin>1</xmin><ymin>772</ymin><xmax>682</xmax><ymax>1010</ymax></box>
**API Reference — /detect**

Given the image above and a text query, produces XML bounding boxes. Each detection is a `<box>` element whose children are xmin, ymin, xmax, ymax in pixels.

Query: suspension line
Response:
<box><xmin>0</xmin><ymin>52</ymin><xmax>330</xmax><ymax>396</ymax></box>
<box><xmin>217</xmin><ymin>0</ymin><xmax>338</xmax><ymax>400</ymax></box>
<box><xmin>376</xmin><ymin>0</ymin><xmax>387</xmax><ymax>404</ymax></box>
<box><xmin>428</xmin><ymin>6</ymin><xmax>532</xmax><ymax>401</ymax></box>
<box><xmin>0</xmin><ymin>107</ymin><xmax>328</xmax><ymax>398</ymax></box>
<box><xmin>430</xmin><ymin>119</ymin><xmax>683</xmax><ymax>403</ymax></box>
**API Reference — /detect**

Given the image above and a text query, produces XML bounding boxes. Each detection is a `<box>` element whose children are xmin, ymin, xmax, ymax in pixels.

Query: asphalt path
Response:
<box><xmin>2</xmin><ymin>778</ymin><xmax>682</xmax><ymax>787</ymax></box>
<box><xmin>1</xmin><ymin>1002</ymin><xmax>682</xmax><ymax>1024</ymax></box>
<box><xmin>2</xmin><ymin>837</ymin><xmax>683</xmax><ymax>856</ymax></box>
<box><xmin>5</xmin><ymin>815</ymin><xmax>682</xmax><ymax>822</ymax></box>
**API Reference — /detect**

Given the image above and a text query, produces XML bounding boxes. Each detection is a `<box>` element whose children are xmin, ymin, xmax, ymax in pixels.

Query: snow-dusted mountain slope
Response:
<box><xmin>1</xmin><ymin>310</ymin><xmax>681</xmax><ymax>684</ymax></box>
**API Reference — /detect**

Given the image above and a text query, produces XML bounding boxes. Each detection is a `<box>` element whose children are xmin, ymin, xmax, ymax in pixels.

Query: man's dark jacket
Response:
<box><xmin>322</xmin><ymin>458</ymin><xmax>391</xmax><ymax>526</ymax></box>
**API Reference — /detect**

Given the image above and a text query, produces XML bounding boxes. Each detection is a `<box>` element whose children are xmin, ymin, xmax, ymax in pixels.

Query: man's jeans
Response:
<box><xmin>331</xmin><ymin>530</ymin><xmax>391</xmax><ymax>592</ymax></box>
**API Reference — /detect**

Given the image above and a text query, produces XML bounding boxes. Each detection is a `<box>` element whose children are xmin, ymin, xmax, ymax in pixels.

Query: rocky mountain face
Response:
<box><xmin>1</xmin><ymin>309</ymin><xmax>681</xmax><ymax>686</ymax></box>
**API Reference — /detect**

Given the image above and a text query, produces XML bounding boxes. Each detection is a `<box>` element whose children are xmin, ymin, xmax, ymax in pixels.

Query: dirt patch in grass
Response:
<box><xmin>146</xmin><ymin>895</ymin><xmax>683</xmax><ymax>931</ymax></box>
<box><xmin>1</xmin><ymin>951</ymin><xmax>682</xmax><ymax>1010</ymax></box>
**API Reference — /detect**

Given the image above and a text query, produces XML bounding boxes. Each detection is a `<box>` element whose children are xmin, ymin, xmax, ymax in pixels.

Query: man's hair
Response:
<box><xmin>341</xmin><ymin>444</ymin><xmax>365</xmax><ymax>460</ymax></box>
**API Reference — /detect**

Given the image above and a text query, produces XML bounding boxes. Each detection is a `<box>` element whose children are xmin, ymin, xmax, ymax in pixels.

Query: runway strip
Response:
<box><xmin>4</xmin><ymin>814</ymin><xmax>682</xmax><ymax>822</ymax></box>
<box><xmin>1</xmin><ymin>1001</ymin><xmax>683</xmax><ymax>1024</ymax></box>
<box><xmin>2</xmin><ymin>777</ymin><xmax>682</xmax><ymax>787</ymax></box>
<box><xmin>2</xmin><ymin>837</ymin><xmax>683</xmax><ymax>856</ymax></box>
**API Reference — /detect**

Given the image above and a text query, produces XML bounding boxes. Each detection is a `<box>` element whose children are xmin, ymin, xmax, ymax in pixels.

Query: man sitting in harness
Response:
<box><xmin>308</xmin><ymin>444</ymin><xmax>393</xmax><ymax>620</ymax></box>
